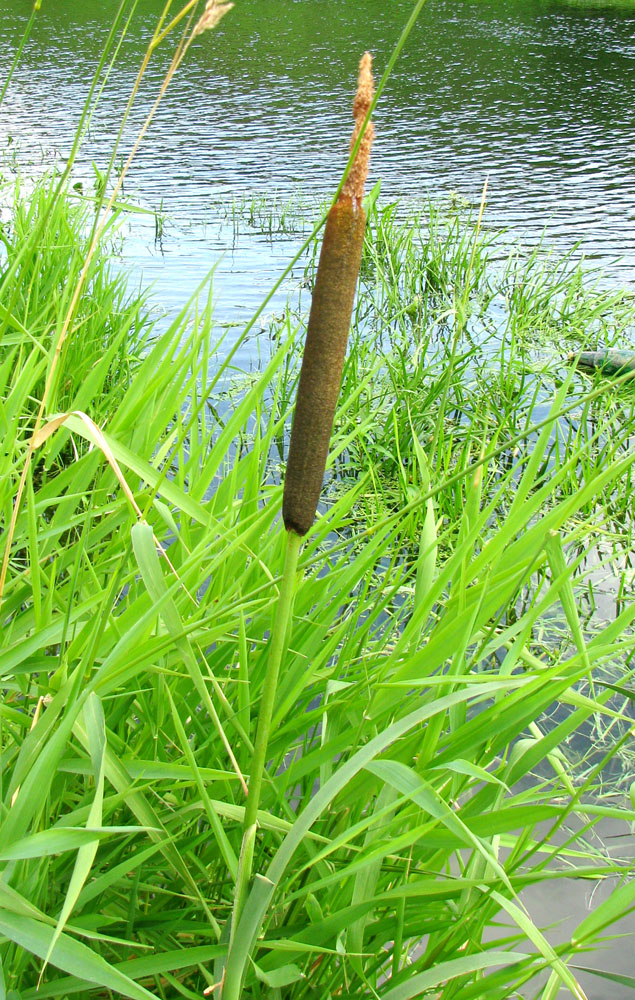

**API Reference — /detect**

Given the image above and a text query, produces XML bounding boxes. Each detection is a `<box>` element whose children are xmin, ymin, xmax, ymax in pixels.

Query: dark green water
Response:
<box><xmin>1</xmin><ymin>0</ymin><xmax>634</xmax><ymax>361</ymax></box>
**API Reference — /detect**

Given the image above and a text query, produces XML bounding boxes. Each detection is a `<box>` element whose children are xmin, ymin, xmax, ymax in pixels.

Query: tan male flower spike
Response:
<box><xmin>341</xmin><ymin>51</ymin><xmax>375</xmax><ymax>207</ymax></box>
<box><xmin>282</xmin><ymin>52</ymin><xmax>375</xmax><ymax>536</ymax></box>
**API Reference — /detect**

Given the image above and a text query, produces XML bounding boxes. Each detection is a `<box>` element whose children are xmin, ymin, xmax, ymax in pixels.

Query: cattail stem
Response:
<box><xmin>222</xmin><ymin>53</ymin><xmax>374</xmax><ymax>1000</ymax></box>
<box><xmin>231</xmin><ymin>530</ymin><xmax>301</xmax><ymax>931</ymax></box>
<box><xmin>242</xmin><ymin>530</ymin><xmax>302</xmax><ymax>833</ymax></box>
<box><xmin>233</xmin><ymin>46</ymin><xmax>373</xmax><ymax>927</ymax></box>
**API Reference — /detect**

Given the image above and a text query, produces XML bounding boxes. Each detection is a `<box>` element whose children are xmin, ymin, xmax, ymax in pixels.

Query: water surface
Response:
<box><xmin>1</xmin><ymin>0</ymin><xmax>633</xmax><ymax>356</ymax></box>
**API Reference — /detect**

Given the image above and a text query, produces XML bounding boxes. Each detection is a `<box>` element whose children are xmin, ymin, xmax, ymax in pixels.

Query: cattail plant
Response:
<box><xmin>224</xmin><ymin>54</ymin><xmax>374</xmax><ymax>998</ymax></box>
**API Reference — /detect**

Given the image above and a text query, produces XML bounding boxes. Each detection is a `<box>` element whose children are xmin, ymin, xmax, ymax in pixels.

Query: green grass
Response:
<box><xmin>0</xmin><ymin>175</ymin><xmax>151</xmax><ymax>423</ymax></box>
<box><xmin>3</xmin><ymin>2</ymin><xmax>635</xmax><ymax>998</ymax></box>
<box><xmin>2</xmin><ymin>171</ymin><xmax>635</xmax><ymax>1000</ymax></box>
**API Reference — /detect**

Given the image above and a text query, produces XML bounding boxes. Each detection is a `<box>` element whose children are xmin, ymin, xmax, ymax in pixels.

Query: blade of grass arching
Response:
<box><xmin>379</xmin><ymin>951</ymin><xmax>531</xmax><ymax>1000</ymax></box>
<box><xmin>163</xmin><ymin>681</ymin><xmax>239</xmax><ymax>882</ymax></box>
<box><xmin>0</xmin><ymin>4</ymin><xmax>39</xmax><ymax>106</ymax></box>
<box><xmin>490</xmin><ymin>891</ymin><xmax>588</xmax><ymax>1000</ymax></box>
<box><xmin>221</xmin><ymin>682</ymin><xmax>525</xmax><ymax>1000</ymax></box>
<box><xmin>59</xmin><ymin>756</ymin><xmax>236</xmax><ymax>785</ymax></box>
<box><xmin>70</xmin><ymin>717</ymin><xmax>222</xmax><ymax>939</ymax></box>
<box><xmin>38</xmin><ymin>693</ymin><xmax>106</xmax><ymax>981</ymax></box>
<box><xmin>0</xmin><ymin>883</ymin><xmax>52</xmax><ymax>927</ymax></box>
<box><xmin>0</xmin><ymin>910</ymin><xmax>157</xmax><ymax>1000</ymax></box>
<box><xmin>21</xmin><ymin>946</ymin><xmax>226</xmax><ymax>1000</ymax></box>
<box><xmin>131</xmin><ymin>521</ymin><xmax>247</xmax><ymax>790</ymax></box>
<box><xmin>0</xmin><ymin>828</ymin><xmax>146</xmax><ymax>862</ymax></box>
<box><xmin>50</xmin><ymin>413</ymin><xmax>219</xmax><ymax>531</ymax></box>
<box><xmin>571</xmin><ymin>968</ymin><xmax>635</xmax><ymax>990</ymax></box>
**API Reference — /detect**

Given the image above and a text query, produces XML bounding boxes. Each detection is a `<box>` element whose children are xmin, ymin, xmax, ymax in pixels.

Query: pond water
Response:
<box><xmin>1</xmin><ymin>0</ymin><xmax>634</xmax><ymax>366</ymax></box>
<box><xmin>2</xmin><ymin>2</ymin><xmax>635</xmax><ymax>994</ymax></box>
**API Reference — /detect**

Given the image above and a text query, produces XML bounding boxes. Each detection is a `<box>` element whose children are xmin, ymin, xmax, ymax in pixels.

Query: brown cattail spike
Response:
<box><xmin>282</xmin><ymin>54</ymin><xmax>374</xmax><ymax>537</ymax></box>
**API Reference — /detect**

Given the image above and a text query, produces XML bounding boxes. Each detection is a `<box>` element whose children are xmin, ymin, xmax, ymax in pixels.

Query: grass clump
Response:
<box><xmin>2</xmin><ymin>171</ymin><xmax>635</xmax><ymax>999</ymax></box>
<box><xmin>0</xmin><ymin>177</ymin><xmax>151</xmax><ymax>428</ymax></box>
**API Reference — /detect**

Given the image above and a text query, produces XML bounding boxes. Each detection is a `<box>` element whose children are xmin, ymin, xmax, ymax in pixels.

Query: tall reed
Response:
<box><xmin>224</xmin><ymin>55</ymin><xmax>375</xmax><ymax>997</ymax></box>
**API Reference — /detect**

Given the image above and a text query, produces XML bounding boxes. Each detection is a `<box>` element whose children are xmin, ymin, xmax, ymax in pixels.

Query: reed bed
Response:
<box><xmin>2</xmin><ymin>3</ymin><xmax>635</xmax><ymax>999</ymax></box>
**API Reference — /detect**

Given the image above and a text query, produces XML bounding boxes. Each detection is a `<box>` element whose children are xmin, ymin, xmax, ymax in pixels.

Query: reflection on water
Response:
<box><xmin>510</xmin><ymin>815</ymin><xmax>635</xmax><ymax>999</ymax></box>
<box><xmin>0</xmin><ymin>0</ymin><xmax>634</xmax><ymax>351</ymax></box>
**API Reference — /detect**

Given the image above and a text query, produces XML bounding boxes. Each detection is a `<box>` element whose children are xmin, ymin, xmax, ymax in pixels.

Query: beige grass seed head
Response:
<box><xmin>194</xmin><ymin>0</ymin><xmax>234</xmax><ymax>36</ymax></box>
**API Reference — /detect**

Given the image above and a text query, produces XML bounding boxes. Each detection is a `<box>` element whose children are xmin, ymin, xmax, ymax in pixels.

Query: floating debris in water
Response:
<box><xmin>570</xmin><ymin>349</ymin><xmax>635</xmax><ymax>377</ymax></box>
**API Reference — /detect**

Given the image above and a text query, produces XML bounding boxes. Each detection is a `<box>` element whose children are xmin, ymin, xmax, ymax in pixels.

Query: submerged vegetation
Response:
<box><xmin>2</xmin><ymin>2</ymin><xmax>635</xmax><ymax>999</ymax></box>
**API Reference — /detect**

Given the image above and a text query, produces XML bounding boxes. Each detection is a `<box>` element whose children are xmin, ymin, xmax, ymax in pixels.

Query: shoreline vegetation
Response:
<box><xmin>2</xmin><ymin>3</ymin><xmax>635</xmax><ymax>999</ymax></box>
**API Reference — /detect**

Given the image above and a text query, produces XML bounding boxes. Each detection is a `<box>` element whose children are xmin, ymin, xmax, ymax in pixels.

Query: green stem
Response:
<box><xmin>243</xmin><ymin>529</ymin><xmax>302</xmax><ymax>832</ymax></box>
<box><xmin>227</xmin><ymin>530</ymin><xmax>301</xmax><ymax>966</ymax></box>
